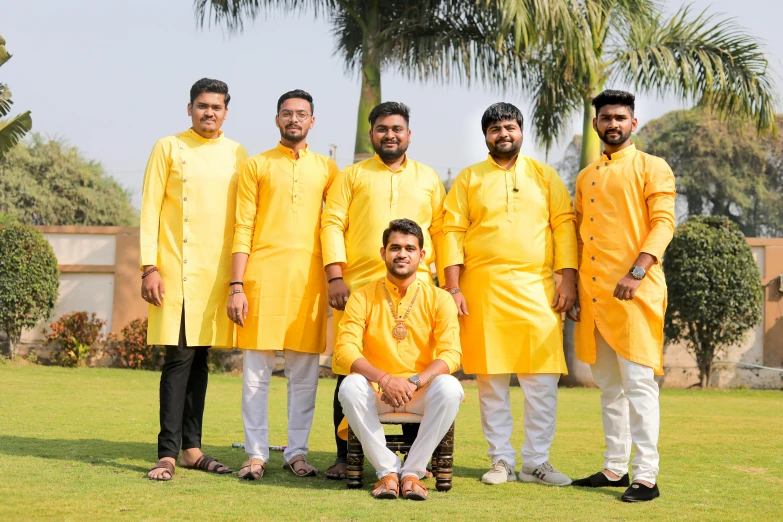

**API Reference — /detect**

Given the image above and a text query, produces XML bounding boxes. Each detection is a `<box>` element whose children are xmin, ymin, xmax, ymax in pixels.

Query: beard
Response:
<box><xmin>281</xmin><ymin>124</ymin><xmax>307</xmax><ymax>143</ymax></box>
<box><xmin>374</xmin><ymin>140</ymin><xmax>408</xmax><ymax>161</ymax></box>
<box><xmin>487</xmin><ymin>138</ymin><xmax>521</xmax><ymax>159</ymax></box>
<box><xmin>385</xmin><ymin>258</ymin><xmax>416</xmax><ymax>279</ymax></box>
<box><xmin>598</xmin><ymin>127</ymin><xmax>631</xmax><ymax>145</ymax></box>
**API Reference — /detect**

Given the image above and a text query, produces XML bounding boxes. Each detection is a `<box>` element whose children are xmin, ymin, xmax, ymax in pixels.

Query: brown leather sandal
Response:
<box><xmin>147</xmin><ymin>459</ymin><xmax>175</xmax><ymax>481</ymax></box>
<box><xmin>182</xmin><ymin>454</ymin><xmax>232</xmax><ymax>475</ymax></box>
<box><xmin>372</xmin><ymin>473</ymin><xmax>399</xmax><ymax>500</ymax></box>
<box><xmin>282</xmin><ymin>454</ymin><xmax>318</xmax><ymax>477</ymax></box>
<box><xmin>238</xmin><ymin>458</ymin><xmax>265</xmax><ymax>481</ymax></box>
<box><xmin>401</xmin><ymin>475</ymin><xmax>428</xmax><ymax>501</ymax></box>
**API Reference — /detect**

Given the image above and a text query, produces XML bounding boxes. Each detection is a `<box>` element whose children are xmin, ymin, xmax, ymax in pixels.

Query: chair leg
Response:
<box><xmin>434</xmin><ymin>422</ymin><xmax>454</xmax><ymax>491</ymax></box>
<box><xmin>346</xmin><ymin>425</ymin><xmax>364</xmax><ymax>489</ymax></box>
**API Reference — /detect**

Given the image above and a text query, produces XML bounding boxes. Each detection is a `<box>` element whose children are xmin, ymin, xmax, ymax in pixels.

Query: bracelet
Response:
<box><xmin>444</xmin><ymin>287</ymin><xmax>461</xmax><ymax>295</ymax></box>
<box><xmin>229</xmin><ymin>289</ymin><xmax>244</xmax><ymax>296</ymax></box>
<box><xmin>328</xmin><ymin>276</ymin><xmax>343</xmax><ymax>283</ymax></box>
<box><xmin>229</xmin><ymin>281</ymin><xmax>244</xmax><ymax>287</ymax></box>
<box><xmin>377</xmin><ymin>372</ymin><xmax>389</xmax><ymax>390</ymax></box>
<box><xmin>141</xmin><ymin>267</ymin><xmax>158</xmax><ymax>279</ymax></box>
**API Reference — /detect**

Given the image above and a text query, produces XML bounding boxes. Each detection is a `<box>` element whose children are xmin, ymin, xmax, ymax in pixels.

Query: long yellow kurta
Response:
<box><xmin>233</xmin><ymin>144</ymin><xmax>339</xmax><ymax>352</ymax></box>
<box><xmin>443</xmin><ymin>155</ymin><xmax>577</xmax><ymax>375</ymax></box>
<box><xmin>321</xmin><ymin>154</ymin><xmax>447</xmax><ymax>374</ymax></box>
<box><xmin>575</xmin><ymin>144</ymin><xmax>676</xmax><ymax>374</ymax></box>
<box><xmin>140</xmin><ymin>129</ymin><xmax>248</xmax><ymax>347</ymax></box>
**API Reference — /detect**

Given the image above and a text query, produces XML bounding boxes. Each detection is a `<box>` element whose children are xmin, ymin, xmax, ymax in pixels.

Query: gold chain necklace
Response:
<box><xmin>382</xmin><ymin>280</ymin><xmax>420</xmax><ymax>341</ymax></box>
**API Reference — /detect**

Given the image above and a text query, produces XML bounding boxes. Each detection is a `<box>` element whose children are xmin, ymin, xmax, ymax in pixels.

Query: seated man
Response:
<box><xmin>335</xmin><ymin>218</ymin><xmax>464</xmax><ymax>501</ymax></box>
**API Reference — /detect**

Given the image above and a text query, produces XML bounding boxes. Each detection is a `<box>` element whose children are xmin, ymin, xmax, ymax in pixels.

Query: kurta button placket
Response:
<box><xmin>183</xmin><ymin>276</ymin><xmax>188</xmax><ymax>281</ymax></box>
<box><xmin>183</xmin><ymin>196</ymin><xmax>188</xmax><ymax>201</ymax></box>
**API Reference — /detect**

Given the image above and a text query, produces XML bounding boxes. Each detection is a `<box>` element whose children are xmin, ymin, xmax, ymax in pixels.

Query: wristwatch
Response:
<box><xmin>629</xmin><ymin>266</ymin><xmax>646</xmax><ymax>280</ymax></box>
<box><xmin>408</xmin><ymin>375</ymin><xmax>422</xmax><ymax>389</ymax></box>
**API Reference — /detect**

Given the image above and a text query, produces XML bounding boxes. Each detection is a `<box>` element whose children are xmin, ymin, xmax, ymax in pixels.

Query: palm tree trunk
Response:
<box><xmin>579</xmin><ymin>92</ymin><xmax>603</xmax><ymax>169</ymax></box>
<box><xmin>353</xmin><ymin>12</ymin><xmax>381</xmax><ymax>163</ymax></box>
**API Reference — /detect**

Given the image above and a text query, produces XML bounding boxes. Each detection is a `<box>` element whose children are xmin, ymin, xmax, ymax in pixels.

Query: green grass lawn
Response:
<box><xmin>1</xmin><ymin>364</ymin><xmax>781</xmax><ymax>521</ymax></box>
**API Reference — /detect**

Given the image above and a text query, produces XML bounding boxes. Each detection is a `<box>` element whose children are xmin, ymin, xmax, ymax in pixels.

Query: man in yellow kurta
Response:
<box><xmin>320</xmin><ymin>102</ymin><xmax>446</xmax><ymax>478</ymax></box>
<box><xmin>141</xmin><ymin>78</ymin><xmax>247</xmax><ymax>481</ymax></box>
<box><xmin>443</xmin><ymin>102</ymin><xmax>577</xmax><ymax>487</ymax></box>
<box><xmin>227</xmin><ymin>90</ymin><xmax>338</xmax><ymax>481</ymax></box>
<box><xmin>571</xmin><ymin>90</ymin><xmax>675</xmax><ymax>503</ymax></box>
<box><xmin>335</xmin><ymin>219</ymin><xmax>463</xmax><ymax>500</ymax></box>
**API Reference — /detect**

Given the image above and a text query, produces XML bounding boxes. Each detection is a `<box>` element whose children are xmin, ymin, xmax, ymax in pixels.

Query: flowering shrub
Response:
<box><xmin>109</xmin><ymin>318</ymin><xmax>162</xmax><ymax>370</ymax></box>
<box><xmin>45</xmin><ymin>312</ymin><xmax>106</xmax><ymax>367</ymax></box>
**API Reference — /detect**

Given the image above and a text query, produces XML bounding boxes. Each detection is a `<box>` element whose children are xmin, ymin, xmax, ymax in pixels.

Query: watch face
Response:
<box><xmin>631</xmin><ymin>267</ymin><xmax>646</xmax><ymax>279</ymax></box>
<box><xmin>409</xmin><ymin>376</ymin><xmax>421</xmax><ymax>384</ymax></box>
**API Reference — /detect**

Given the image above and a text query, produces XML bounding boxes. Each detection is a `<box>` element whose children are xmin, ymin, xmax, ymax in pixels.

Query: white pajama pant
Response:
<box><xmin>591</xmin><ymin>329</ymin><xmax>660</xmax><ymax>484</ymax></box>
<box><xmin>338</xmin><ymin>373</ymin><xmax>464</xmax><ymax>480</ymax></box>
<box><xmin>477</xmin><ymin>373</ymin><xmax>560</xmax><ymax>469</ymax></box>
<box><xmin>242</xmin><ymin>349</ymin><xmax>319</xmax><ymax>463</ymax></box>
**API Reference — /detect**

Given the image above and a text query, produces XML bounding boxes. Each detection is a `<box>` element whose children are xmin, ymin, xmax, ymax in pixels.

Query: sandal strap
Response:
<box><xmin>374</xmin><ymin>473</ymin><xmax>400</xmax><ymax>493</ymax></box>
<box><xmin>401</xmin><ymin>475</ymin><xmax>427</xmax><ymax>492</ymax></box>
<box><xmin>149</xmin><ymin>459</ymin><xmax>175</xmax><ymax>475</ymax></box>
<box><xmin>194</xmin><ymin>454</ymin><xmax>218</xmax><ymax>471</ymax></box>
<box><xmin>284</xmin><ymin>454</ymin><xmax>317</xmax><ymax>476</ymax></box>
<box><xmin>241</xmin><ymin>458</ymin><xmax>266</xmax><ymax>470</ymax></box>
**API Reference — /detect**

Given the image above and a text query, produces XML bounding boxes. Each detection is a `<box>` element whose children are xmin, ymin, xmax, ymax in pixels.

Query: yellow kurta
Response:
<box><xmin>321</xmin><ymin>154</ymin><xmax>447</xmax><ymax>374</ymax></box>
<box><xmin>443</xmin><ymin>155</ymin><xmax>577</xmax><ymax>375</ymax></box>
<box><xmin>575</xmin><ymin>144</ymin><xmax>676</xmax><ymax>374</ymax></box>
<box><xmin>140</xmin><ymin>129</ymin><xmax>248</xmax><ymax>347</ymax></box>
<box><xmin>233</xmin><ymin>144</ymin><xmax>339</xmax><ymax>352</ymax></box>
<box><xmin>334</xmin><ymin>278</ymin><xmax>462</xmax><ymax>378</ymax></box>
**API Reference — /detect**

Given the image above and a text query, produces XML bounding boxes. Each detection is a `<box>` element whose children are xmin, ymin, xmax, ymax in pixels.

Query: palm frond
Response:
<box><xmin>0</xmin><ymin>84</ymin><xmax>13</xmax><ymax>118</ymax></box>
<box><xmin>0</xmin><ymin>111</ymin><xmax>33</xmax><ymax>158</ymax></box>
<box><xmin>0</xmin><ymin>34</ymin><xmax>10</xmax><ymax>68</ymax></box>
<box><xmin>612</xmin><ymin>5</ymin><xmax>779</xmax><ymax>133</ymax></box>
<box><xmin>193</xmin><ymin>0</ymin><xmax>334</xmax><ymax>32</ymax></box>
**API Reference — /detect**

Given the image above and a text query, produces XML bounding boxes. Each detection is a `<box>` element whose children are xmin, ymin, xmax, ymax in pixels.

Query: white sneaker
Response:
<box><xmin>481</xmin><ymin>460</ymin><xmax>516</xmax><ymax>485</ymax></box>
<box><xmin>519</xmin><ymin>461</ymin><xmax>572</xmax><ymax>486</ymax></box>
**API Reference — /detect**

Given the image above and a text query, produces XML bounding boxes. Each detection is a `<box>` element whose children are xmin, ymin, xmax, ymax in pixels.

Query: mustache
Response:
<box><xmin>286</xmin><ymin>124</ymin><xmax>302</xmax><ymax>130</ymax></box>
<box><xmin>393</xmin><ymin>258</ymin><xmax>409</xmax><ymax>263</ymax></box>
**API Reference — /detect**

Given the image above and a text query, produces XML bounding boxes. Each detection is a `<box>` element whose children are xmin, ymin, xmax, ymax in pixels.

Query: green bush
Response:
<box><xmin>44</xmin><ymin>311</ymin><xmax>106</xmax><ymax>367</ymax></box>
<box><xmin>0</xmin><ymin>223</ymin><xmax>59</xmax><ymax>358</ymax></box>
<box><xmin>109</xmin><ymin>318</ymin><xmax>162</xmax><ymax>370</ymax></box>
<box><xmin>664</xmin><ymin>216</ymin><xmax>763</xmax><ymax>388</ymax></box>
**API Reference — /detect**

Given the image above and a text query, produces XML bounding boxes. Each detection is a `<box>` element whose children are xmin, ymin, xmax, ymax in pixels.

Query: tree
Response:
<box><xmin>664</xmin><ymin>216</ymin><xmax>762</xmax><ymax>388</ymax></box>
<box><xmin>517</xmin><ymin>1</ymin><xmax>777</xmax><ymax>170</ymax></box>
<box><xmin>0</xmin><ymin>135</ymin><xmax>138</xmax><ymax>226</ymax></box>
<box><xmin>0</xmin><ymin>223</ymin><xmax>59</xmax><ymax>359</ymax></box>
<box><xmin>640</xmin><ymin>109</ymin><xmax>783</xmax><ymax>237</ymax></box>
<box><xmin>0</xmin><ymin>34</ymin><xmax>33</xmax><ymax>159</ymax></box>
<box><xmin>193</xmin><ymin>0</ymin><xmax>573</xmax><ymax>162</ymax></box>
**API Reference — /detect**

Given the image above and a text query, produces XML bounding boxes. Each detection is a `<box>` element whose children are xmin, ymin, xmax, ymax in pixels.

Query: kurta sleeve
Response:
<box><xmin>139</xmin><ymin>139</ymin><xmax>170</xmax><ymax>268</ymax></box>
<box><xmin>334</xmin><ymin>289</ymin><xmax>368</xmax><ymax>372</ymax></box>
<box><xmin>548</xmin><ymin>167</ymin><xmax>578</xmax><ymax>272</ymax></box>
<box><xmin>320</xmin><ymin>168</ymin><xmax>353</xmax><ymax>266</ymax></box>
<box><xmin>641</xmin><ymin>159</ymin><xmax>676</xmax><ymax>262</ymax></box>
<box><xmin>574</xmin><ymin>172</ymin><xmax>584</xmax><ymax>268</ymax></box>
<box><xmin>429</xmin><ymin>177</ymin><xmax>447</xmax><ymax>285</ymax></box>
<box><xmin>442</xmin><ymin>170</ymin><xmax>470</xmax><ymax>267</ymax></box>
<box><xmin>433</xmin><ymin>291</ymin><xmax>463</xmax><ymax>373</ymax></box>
<box><xmin>323</xmin><ymin>158</ymin><xmax>340</xmax><ymax>200</ymax></box>
<box><xmin>233</xmin><ymin>158</ymin><xmax>259</xmax><ymax>255</ymax></box>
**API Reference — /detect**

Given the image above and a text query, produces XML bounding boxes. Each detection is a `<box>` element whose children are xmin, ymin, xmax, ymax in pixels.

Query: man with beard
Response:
<box><xmin>321</xmin><ymin>102</ymin><xmax>447</xmax><ymax>479</ymax></box>
<box><xmin>228</xmin><ymin>89</ymin><xmax>339</xmax><ymax>480</ymax></box>
<box><xmin>571</xmin><ymin>90</ymin><xmax>675</xmax><ymax>503</ymax></box>
<box><xmin>442</xmin><ymin>102</ymin><xmax>577</xmax><ymax>487</ymax></box>
<box><xmin>335</xmin><ymin>219</ymin><xmax>463</xmax><ymax>500</ymax></box>
<box><xmin>142</xmin><ymin>78</ymin><xmax>247</xmax><ymax>480</ymax></box>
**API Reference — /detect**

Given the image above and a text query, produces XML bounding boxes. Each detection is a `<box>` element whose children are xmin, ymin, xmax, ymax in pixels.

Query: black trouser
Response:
<box><xmin>333</xmin><ymin>374</ymin><xmax>420</xmax><ymax>461</ymax></box>
<box><xmin>157</xmin><ymin>310</ymin><xmax>210</xmax><ymax>459</ymax></box>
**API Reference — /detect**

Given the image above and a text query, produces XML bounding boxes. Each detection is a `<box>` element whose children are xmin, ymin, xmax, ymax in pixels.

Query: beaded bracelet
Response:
<box><xmin>141</xmin><ymin>267</ymin><xmax>158</xmax><ymax>279</ymax></box>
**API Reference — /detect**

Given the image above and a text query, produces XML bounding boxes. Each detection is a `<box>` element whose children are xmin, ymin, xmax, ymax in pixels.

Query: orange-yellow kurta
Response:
<box><xmin>575</xmin><ymin>144</ymin><xmax>676</xmax><ymax>374</ymax></box>
<box><xmin>140</xmin><ymin>129</ymin><xmax>247</xmax><ymax>347</ymax></box>
<box><xmin>233</xmin><ymin>144</ymin><xmax>338</xmax><ymax>352</ymax></box>
<box><xmin>443</xmin><ymin>155</ymin><xmax>577</xmax><ymax>374</ymax></box>
<box><xmin>321</xmin><ymin>154</ymin><xmax>447</xmax><ymax>374</ymax></box>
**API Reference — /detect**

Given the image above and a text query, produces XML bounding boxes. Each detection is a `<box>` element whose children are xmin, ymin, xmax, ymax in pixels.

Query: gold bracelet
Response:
<box><xmin>229</xmin><ymin>289</ymin><xmax>244</xmax><ymax>296</ymax></box>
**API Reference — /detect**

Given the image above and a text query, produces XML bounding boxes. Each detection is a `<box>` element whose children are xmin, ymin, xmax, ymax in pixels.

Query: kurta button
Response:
<box><xmin>590</xmin><ymin>236</ymin><xmax>594</xmax><ymax>240</ymax></box>
<box><xmin>182</xmin><ymin>159</ymin><xmax>187</xmax><ymax>164</ymax></box>
<box><xmin>592</xmin><ymin>298</ymin><xmax>597</xmax><ymax>302</ymax></box>
<box><xmin>592</xmin><ymin>181</ymin><xmax>595</xmax><ymax>185</ymax></box>
<box><xmin>591</xmin><ymin>256</ymin><xmax>595</xmax><ymax>260</ymax></box>
<box><xmin>179</xmin><ymin>144</ymin><xmax>184</xmax><ymax>149</ymax></box>
<box><xmin>184</xmin><ymin>239</ymin><xmax>188</xmax><ymax>243</ymax></box>
<box><xmin>590</xmin><ymin>217</ymin><xmax>594</xmax><ymax>221</ymax></box>
<box><xmin>595</xmin><ymin>166</ymin><xmax>599</xmax><ymax>170</ymax></box>
<box><xmin>590</xmin><ymin>198</ymin><xmax>594</xmax><ymax>202</ymax></box>
<box><xmin>184</xmin><ymin>218</ymin><xmax>188</xmax><ymax>222</ymax></box>
<box><xmin>592</xmin><ymin>277</ymin><xmax>596</xmax><ymax>281</ymax></box>
<box><xmin>183</xmin><ymin>196</ymin><xmax>188</xmax><ymax>201</ymax></box>
<box><xmin>183</xmin><ymin>277</ymin><xmax>188</xmax><ymax>281</ymax></box>
<box><xmin>183</xmin><ymin>178</ymin><xmax>188</xmax><ymax>182</ymax></box>
<box><xmin>605</xmin><ymin>162</ymin><xmax>608</xmax><ymax>166</ymax></box>
<box><xmin>184</xmin><ymin>259</ymin><xmax>188</xmax><ymax>263</ymax></box>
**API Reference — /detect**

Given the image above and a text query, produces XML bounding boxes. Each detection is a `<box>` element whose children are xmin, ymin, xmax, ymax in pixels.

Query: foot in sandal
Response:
<box><xmin>147</xmin><ymin>458</ymin><xmax>175</xmax><ymax>481</ymax></box>
<box><xmin>238</xmin><ymin>458</ymin><xmax>265</xmax><ymax>480</ymax></box>
<box><xmin>179</xmin><ymin>448</ymin><xmax>232</xmax><ymax>475</ymax></box>
<box><xmin>372</xmin><ymin>472</ymin><xmax>399</xmax><ymax>500</ymax></box>
<box><xmin>283</xmin><ymin>454</ymin><xmax>318</xmax><ymax>477</ymax></box>
<box><xmin>401</xmin><ymin>475</ymin><xmax>428</xmax><ymax>501</ymax></box>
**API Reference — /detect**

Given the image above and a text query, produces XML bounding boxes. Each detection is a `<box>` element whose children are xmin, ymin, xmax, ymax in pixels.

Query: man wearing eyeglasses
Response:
<box><xmin>228</xmin><ymin>89</ymin><xmax>339</xmax><ymax>481</ymax></box>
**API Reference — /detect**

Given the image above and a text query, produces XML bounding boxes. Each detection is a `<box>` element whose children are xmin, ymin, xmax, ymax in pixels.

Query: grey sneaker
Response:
<box><xmin>519</xmin><ymin>461</ymin><xmax>572</xmax><ymax>486</ymax></box>
<box><xmin>481</xmin><ymin>460</ymin><xmax>516</xmax><ymax>485</ymax></box>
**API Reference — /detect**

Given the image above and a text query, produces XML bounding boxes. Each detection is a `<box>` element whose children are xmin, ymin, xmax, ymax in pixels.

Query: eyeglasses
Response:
<box><xmin>278</xmin><ymin>110</ymin><xmax>311</xmax><ymax>121</ymax></box>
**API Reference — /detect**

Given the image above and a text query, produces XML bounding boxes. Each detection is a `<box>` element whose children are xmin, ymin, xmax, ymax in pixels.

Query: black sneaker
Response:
<box><xmin>572</xmin><ymin>471</ymin><xmax>630</xmax><ymax>487</ymax></box>
<box><xmin>621</xmin><ymin>482</ymin><xmax>660</xmax><ymax>502</ymax></box>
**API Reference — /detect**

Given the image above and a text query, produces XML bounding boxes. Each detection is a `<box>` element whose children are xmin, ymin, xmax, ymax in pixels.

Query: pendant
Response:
<box><xmin>392</xmin><ymin>321</ymin><xmax>408</xmax><ymax>341</ymax></box>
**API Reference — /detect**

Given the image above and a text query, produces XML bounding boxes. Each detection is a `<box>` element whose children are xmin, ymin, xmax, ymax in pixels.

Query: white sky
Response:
<box><xmin>3</xmin><ymin>0</ymin><xmax>782</xmax><ymax>207</ymax></box>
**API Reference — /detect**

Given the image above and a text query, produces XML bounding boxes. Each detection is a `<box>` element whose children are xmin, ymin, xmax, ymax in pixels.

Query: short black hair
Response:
<box><xmin>190</xmin><ymin>78</ymin><xmax>231</xmax><ymax>106</ymax></box>
<box><xmin>481</xmin><ymin>102</ymin><xmax>524</xmax><ymax>134</ymax></box>
<box><xmin>382</xmin><ymin>218</ymin><xmax>424</xmax><ymax>250</ymax></box>
<box><xmin>369</xmin><ymin>102</ymin><xmax>410</xmax><ymax>128</ymax></box>
<box><xmin>592</xmin><ymin>89</ymin><xmax>635</xmax><ymax>115</ymax></box>
<box><xmin>277</xmin><ymin>89</ymin><xmax>314</xmax><ymax>115</ymax></box>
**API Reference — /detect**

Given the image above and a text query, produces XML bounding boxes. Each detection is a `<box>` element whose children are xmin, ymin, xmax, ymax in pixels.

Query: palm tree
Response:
<box><xmin>0</xmin><ymin>35</ymin><xmax>33</xmax><ymax>159</ymax></box>
<box><xmin>192</xmin><ymin>0</ymin><xmax>575</xmax><ymax>162</ymax></box>
<box><xmin>518</xmin><ymin>1</ymin><xmax>778</xmax><ymax>169</ymax></box>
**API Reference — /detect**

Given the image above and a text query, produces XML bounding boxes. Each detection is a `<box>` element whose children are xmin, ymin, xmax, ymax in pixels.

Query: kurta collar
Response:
<box><xmin>277</xmin><ymin>142</ymin><xmax>309</xmax><ymax>160</ymax></box>
<box><xmin>374</xmin><ymin>153</ymin><xmax>408</xmax><ymax>173</ymax></box>
<box><xmin>487</xmin><ymin>153</ymin><xmax>522</xmax><ymax>171</ymax></box>
<box><xmin>602</xmin><ymin>143</ymin><xmax>636</xmax><ymax>162</ymax></box>
<box><xmin>383</xmin><ymin>276</ymin><xmax>420</xmax><ymax>304</ymax></box>
<box><xmin>183</xmin><ymin>128</ymin><xmax>224</xmax><ymax>144</ymax></box>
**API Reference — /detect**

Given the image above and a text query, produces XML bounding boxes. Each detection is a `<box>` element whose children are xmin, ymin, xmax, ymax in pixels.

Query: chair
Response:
<box><xmin>346</xmin><ymin>412</ymin><xmax>455</xmax><ymax>491</ymax></box>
